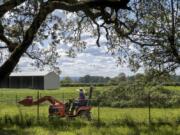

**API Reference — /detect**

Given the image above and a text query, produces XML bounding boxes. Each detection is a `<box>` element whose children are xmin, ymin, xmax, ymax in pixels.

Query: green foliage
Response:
<box><xmin>143</xmin><ymin>69</ymin><xmax>173</xmax><ymax>85</ymax></box>
<box><xmin>98</xmin><ymin>82</ymin><xmax>180</xmax><ymax>108</ymax></box>
<box><xmin>172</xmin><ymin>75</ymin><xmax>180</xmax><ymax>83</ymax></box>
<box><xmin>127</xmin><ymin>0</ymin><xmax>180</xmax><ymax>72</ymax></box>
<box><xmin>108</xmin><ymin>73</ymin><xmax>127</xmax><ymax>85</ymax></box>
<box><xmin>60</xmin><ymin>77</ymin><xmax>74</xmax><ymax>84</ymax></box>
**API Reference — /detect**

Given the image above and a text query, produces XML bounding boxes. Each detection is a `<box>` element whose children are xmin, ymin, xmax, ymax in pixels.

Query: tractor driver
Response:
<box><xmin>79</xmin><ymin>88</ymin><xmax>85</xmax><ymax>100</ymax></box>
<box><xmin>70</xmin><ymin>88</ymin><xmax>87</xmax><ymax>115</ymax></box>
<box><xmin>78</xmin><ymin>88</ymin><xmax>88</xmax><ymax>106</ymax></box>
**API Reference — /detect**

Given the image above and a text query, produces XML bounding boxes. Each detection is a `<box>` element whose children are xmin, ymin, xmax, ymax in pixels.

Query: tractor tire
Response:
<box><xmin>79</xmin><ymin>111</ymin><xmax>92</xmax><ymax>121</ymax></box>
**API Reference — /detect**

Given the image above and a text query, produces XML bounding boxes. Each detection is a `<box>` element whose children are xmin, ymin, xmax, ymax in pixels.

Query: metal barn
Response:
<box><xmin>0</xmin><ymin>71</ymin><xmax>59</xmax><ymax>90</ymax></box>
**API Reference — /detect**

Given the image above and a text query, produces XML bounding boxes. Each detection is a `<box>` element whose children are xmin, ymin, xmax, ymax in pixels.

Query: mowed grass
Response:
<box><xmin>0</xmin><ymin>86</ymin><xmax>180</xmax><ymax>135</ymax></box>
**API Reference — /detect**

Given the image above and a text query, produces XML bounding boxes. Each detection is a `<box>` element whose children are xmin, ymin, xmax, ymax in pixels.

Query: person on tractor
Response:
<box><xmin>69</xmin><ymin>88</ymin><xmax>87</xmax><ymax>115</ymax></box>
<box><xmin>79</xmin><ymin>88</ymin><xmax>85</xmax><ymax>99</ymax></box>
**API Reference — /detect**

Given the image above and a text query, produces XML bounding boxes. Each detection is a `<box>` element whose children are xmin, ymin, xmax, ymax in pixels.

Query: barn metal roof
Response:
<box><xmin>10</xmin><ymin>71</ymin><xmax>51</xmax><ymax>77</ymax></box>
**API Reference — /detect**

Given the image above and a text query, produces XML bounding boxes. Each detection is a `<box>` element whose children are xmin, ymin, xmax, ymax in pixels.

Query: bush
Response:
<box><xmin>97</xmin><ymin>82</ymin><xmax>180</xmax><ymax>108</ymax></box>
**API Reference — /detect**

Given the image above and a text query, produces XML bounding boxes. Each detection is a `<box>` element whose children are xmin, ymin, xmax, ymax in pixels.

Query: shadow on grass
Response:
<box><xmin>0</xmin><ymin>129</ymin><xmax>17</xmax><ymax>135</ymax></box>
<box><xmin>0</xmin><ymin>114</ymin><xmax>88</xmax><ymax>131</ymax></box>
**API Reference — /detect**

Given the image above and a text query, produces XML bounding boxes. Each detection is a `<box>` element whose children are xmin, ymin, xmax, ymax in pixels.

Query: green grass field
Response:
<box><xmin>0</xmin><ymin>103</ymin><xmax>180</xmax><ymax>135</ymax></box>
<box><xmin>0</xmin><ymin>86</ymin><xmax>106</xmax><ymax>105</ymax></box>
<box><xmin>164</xmin><ymin>86</ymin><xmax>180</xmax><ymax>91</ymax></box>
<box><xmin>0</xmin><ymin>86</ymin><xmax>180</xmax><ymax>135</ymax></box>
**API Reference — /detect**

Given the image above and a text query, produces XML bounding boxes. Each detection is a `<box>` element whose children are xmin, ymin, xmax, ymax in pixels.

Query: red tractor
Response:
<box><xmin>18</xmin><ymin>88</ymin><xmax>93</xmax><ymax>120</ymax></box>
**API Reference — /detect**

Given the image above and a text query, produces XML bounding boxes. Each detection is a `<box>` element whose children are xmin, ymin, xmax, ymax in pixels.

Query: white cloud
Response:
<box><xmin>10</xmin><ymin>35</ymin><xmax>144</xmax><ymax>77</ymax></box>
<box><xmin>58</xmin><ymin>44</ymin><xmax>136</xmax><ymax>77</ymax></box>
<box><xmin>175</xmin><ymin>68</ymin><xmax>180</xmax><ymax>75</ymax></box>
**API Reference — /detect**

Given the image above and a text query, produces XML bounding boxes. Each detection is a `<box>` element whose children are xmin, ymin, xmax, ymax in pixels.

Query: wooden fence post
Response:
<box><xmin>15</xmin><ymin>94</ymin><xmax>18</xmax><ymax>104</ymax></box>
<box><xmin>37</xmin><ymin>90</ymin><xmax>40</xmax><ymax>123</ymax></box>
<box><xmin>148</xmin><ymin>91</ymin><xmax>151</xmax><ymax>125</ymax></box>
<box><xmin>97</xmin><ymin>101</ymin><xmax>100</xmax><ymax>127</ymax></box>
<box><xmin>62</xmin><ymin>92</ymin><xmax>65</xmax><ymax>102</ymax></box>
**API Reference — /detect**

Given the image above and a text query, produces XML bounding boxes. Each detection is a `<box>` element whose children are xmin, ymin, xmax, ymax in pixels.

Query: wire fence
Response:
<box><xmin>0</xmin><ymin>89</ymin><xmax>180</xmax><ymax>127</ymax></box>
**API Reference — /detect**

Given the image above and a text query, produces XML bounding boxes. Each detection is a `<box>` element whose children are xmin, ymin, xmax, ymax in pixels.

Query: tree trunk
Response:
<box><xmin>0</xmin><ymin>5</ymin><xmax>51</xmax><ymax>83</ymax></box>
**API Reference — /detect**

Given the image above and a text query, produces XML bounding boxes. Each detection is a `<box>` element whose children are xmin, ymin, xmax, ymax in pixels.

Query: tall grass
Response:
<box><xmin>0</xmin><ymin>113</ymin><xmax>180</xmax><ymax>135</ymax></box>
<box><xmin>1</xmin><ymin>87</ymin><xmax>180</xmax><ymax>135</ymax></box>
<box><xmin>1</xmin><ymin>103</ymin><xmax>180</xmax><ymax>135</ymax></box>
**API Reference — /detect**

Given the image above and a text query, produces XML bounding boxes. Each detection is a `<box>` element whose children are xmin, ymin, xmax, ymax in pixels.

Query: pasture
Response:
<box><xmin>0</xmin><ymin>86</ymin><xmax>105</xmax><ymax>102</ymax></box>
<box><xmin>164</xmin><ymin>86</ymin><xmax>180</xmax><ymax>91</ymax></box>
<box><xmin>0</xmin><ymin>86</ymin><xmax>180</xmax><ymax>135</ymax></box>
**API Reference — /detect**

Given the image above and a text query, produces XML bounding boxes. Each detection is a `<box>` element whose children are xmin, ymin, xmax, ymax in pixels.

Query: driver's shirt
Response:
<box><xmin>79</xmin><ymin>91</ymin><xmax>85</xmax><ymax>100</ymax></box>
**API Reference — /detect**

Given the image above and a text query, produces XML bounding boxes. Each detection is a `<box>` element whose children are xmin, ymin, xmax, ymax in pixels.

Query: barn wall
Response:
<box><xmin>33</xmin><ymin>76</ymin><xmax>44</xmax><ymax>89</ymax></box>
<box><xmin>9</xmin><ymin>77</ymin><xmax>21</xmax><ymax>88</ymax></box>
<box><xmin>44</xmin><ymin>72</ymin><xmax>59</xmax><ymax>89</ymax></box>
<box><xmin>7</xmin><ymin>76</ymin><xmax>44</xmax><ymax>89</ymax></box>
<box><xmin>21</xmin><ymin>77</ymin><xmax>33</xmax><ymax>88</ymax></box>
<box><xmin>9</xmin><ymin>76</ymin><xmax>32</xmax><ymax>89</ymax></box>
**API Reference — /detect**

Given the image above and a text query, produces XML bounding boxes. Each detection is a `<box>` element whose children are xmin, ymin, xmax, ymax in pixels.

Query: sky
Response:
<box><xmin>18</xmin><ymin>37</ymin><xmax>144</xmax><ymax>77</ymax></box>
<box><xmin>58</xmin><ymin>45</ymin><xmax>141</xmax><ymax>77</ymax></box>
<box><xmin>18</xmin><ymin>38</ymin><xmax>180</xmax><ymax>77</ymax></box>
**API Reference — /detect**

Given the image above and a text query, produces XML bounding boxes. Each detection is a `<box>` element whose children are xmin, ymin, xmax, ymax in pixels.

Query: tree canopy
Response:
<box><xmin>0</xmin><ymin>0</ymin><xmax>131</xmax><ymax>82</ymax></box>
<box><xmin>0</xmin><ymin>0</ymin><xmax>179</xmax><ymax>83</ymax></box>
<box><xmin>126</xmin><ymin>0</ymin><xmax>180</xmax><ymax>72</ymax></box>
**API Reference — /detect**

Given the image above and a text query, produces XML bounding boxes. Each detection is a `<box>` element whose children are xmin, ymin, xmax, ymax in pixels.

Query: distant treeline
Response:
<box><xmin>79</xmin><ymin>75</ymin><xmax>111</xmax><ymax>84</ymax></box>
<box><xmin>60</xmin><ymin>75</ymin><xmax>111</xmax><ymax>86</ymax></box>
<box><xmin>60</xmin><ymin>71</ymin><xmax>180</xmax><ymax>86</ymax></box>
<box><xmin>60</xmin><ymin>83</ymin><xmax>109</xmax><ymax>87</ymax></box>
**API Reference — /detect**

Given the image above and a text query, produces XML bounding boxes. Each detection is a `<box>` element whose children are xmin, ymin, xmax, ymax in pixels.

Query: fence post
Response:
<box><xmin>37</xmin><ymin>90</ymin><xmax>40</xmax><ymax>123</ymax></box>
<box><xmin>62</xmin><ymin>92</ymin><xmax>65</xmax><ymax>102</ymax></box>
<box><xmin>15</xmin><ymin>94</ymin><xmax>18</xmax><ymax>104</ymax></box>
<box><xmin>148</xmin><ymin>91</ymin><xmax>151</xmax><ymax>125</ymax></box>
<box><xmin>97</xmin><ymin>101</ymin><xmax>100</xmax><ymax>127</ymax></box>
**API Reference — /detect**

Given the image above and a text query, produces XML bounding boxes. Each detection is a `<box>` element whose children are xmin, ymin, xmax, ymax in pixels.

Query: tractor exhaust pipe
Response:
<box><xmin>88</xmin><ymin>86</ymin><xmax>93</xmax><ymax>100</ymax></box>
<box><xmin>87</xmin><ymin>86</ymin><xmax>93</xmax><ymax>106</ymax></box>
